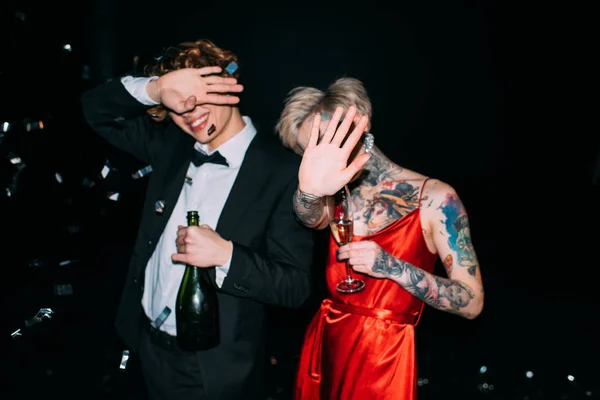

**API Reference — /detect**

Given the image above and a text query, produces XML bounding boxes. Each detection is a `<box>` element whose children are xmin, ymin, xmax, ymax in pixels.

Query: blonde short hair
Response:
<box><xmin>275</xmin><ymin>77</ymin><xmax>372</xmax><ymax>154</ymax></box>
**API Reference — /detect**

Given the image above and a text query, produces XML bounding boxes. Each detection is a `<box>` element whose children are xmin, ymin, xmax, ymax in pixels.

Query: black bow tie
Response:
<box><xmin>191</xmin><ymin>149</ymin><xmax>228</xmax><ymax>167</ymax></box>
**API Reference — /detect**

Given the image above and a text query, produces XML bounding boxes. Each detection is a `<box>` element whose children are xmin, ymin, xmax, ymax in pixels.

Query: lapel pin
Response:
<box><xmin>185</xmin><ymin>175</ymin><xmax>193</xmax><ymax>185</ymax></box>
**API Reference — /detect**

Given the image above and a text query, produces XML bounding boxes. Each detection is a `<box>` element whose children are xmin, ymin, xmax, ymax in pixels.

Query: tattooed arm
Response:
<box><xmin>339</xmin><ymin>181</ymin><xmax>483</xmax><ymax>319</ymax></box>
<box><xmin>293</xmin><ymin>188</ymin><xmax>329</xmax><ymax>230</ymax></box>
<box><xmin>372</xmin><ymin>249</ymin><xmax>482</xmax><ymax>319</ymax></box>
<box><xmin>385</xmin><ymin>181</ymin><xmax>484</xmax><ymax>319</ymax></box>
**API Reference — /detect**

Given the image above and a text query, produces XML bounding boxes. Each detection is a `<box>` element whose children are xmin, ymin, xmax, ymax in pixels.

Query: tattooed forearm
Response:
<box><xmin>293</xmin><ymin>188</ymin><xmax>325</xmax><ymax>228</ymax></box>
<box><xmin>372</xmin><ymin>251</ymin><xmax>406</xmax><ymax>276</ymax></box>
<box><xmin>373</xmin><ymin>251</ymin><xmax>478</xmax><ymax>319</ymax></box>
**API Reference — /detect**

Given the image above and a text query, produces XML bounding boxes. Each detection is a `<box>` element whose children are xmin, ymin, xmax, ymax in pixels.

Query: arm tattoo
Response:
<box><xmin>373</xmin><ymin>250</ymin><xmax>475</xmax><ymax>318</ymax></box>
<box><xmin>440</xmin><ymin>193</ymin><xmax>478</xmax><ymax>276</ymax></box>
<box><xmin>293</xmin><ymin>188</ymin><xmax>325</xmax><ymax>228</ymax></box>
<box><xmin>442</xmin><ymin>254</ymin><xmax>453</xmax><ymax>276</ymax></box>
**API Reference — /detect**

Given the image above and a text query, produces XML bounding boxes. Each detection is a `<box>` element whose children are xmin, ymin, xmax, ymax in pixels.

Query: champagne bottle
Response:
<box><xmin>175</xmin><ymin>211</ymin><xmax>219</xmax><ymax>351</ymax></box>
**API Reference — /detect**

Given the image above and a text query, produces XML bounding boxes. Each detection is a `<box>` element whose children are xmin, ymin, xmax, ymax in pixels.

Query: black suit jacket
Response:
<box><xmin>81</xmin><ymin>79</ymin><xmax>314</xmax><ymax>399</ymax></box>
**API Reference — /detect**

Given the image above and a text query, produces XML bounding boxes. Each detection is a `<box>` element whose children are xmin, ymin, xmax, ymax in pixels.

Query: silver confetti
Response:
<box><xmin>5</xmin><ymin>157</ymin><xmax>25</xmax><ymax>197</ymax></box>
<box><xmin>59</xmin><ymin>259</ymin><xmax>79</xmax><ymax>266</ymax></box>
<box><xmin>100</xmin><ymin>159</ymin><xmax>111</xmax><ymax>179</ymax></box>
<box><xmin>11</xmin><ymin>329</ymin><xmax>22</xmax><ymax>339</ymax></box>
<box><xmin>107</xmin><ymin>192</ymin><xmax>120</xmax><ymax>201</ymax></box>
<box><xmin>119</xmin><ymin>350</ymin><xmax>130</xmax><ymax>369</ymax></box>
<box><xmin>54</xmin><ymin>284</ymin><xmax>73</xmax><ymax>296</ymax></box>
<box><xmin>132</xmin><ymin>165</ymin><xmax>153</xmax><ymax>179</ymax></box>
<box><xmin>24</xmin><ymin>119</ymin><xmax>44</xmax><ymax>132</ymax></box>
<box><xmin>28</xmin><ymin>258</ymin><xmax>44</xmax><ymax>267</ymax></box>
<box><xmin>155</xmin><ymin>200</ymin><xmax>165</xmax><ymax>214</ymax></box>
<box><xmin>151</xmin><ymin>306</ymin><xmax>171</xmax><ymax>329</ymax></box>
<box><xmin>24</xmin><ymin>307</ymin><xmax>54</xmax><ymax>328</ymax></box>
<box><xmin>6</xmin><ymin>152</ymin><xmax>25</xmax><ymax>170</ymax></box>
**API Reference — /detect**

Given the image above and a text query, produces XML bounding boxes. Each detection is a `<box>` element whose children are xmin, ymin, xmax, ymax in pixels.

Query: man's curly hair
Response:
<box><xmin>144</xmin><ymin>39</ymin><xmax>240</xmax><ymax>122</ymax></box>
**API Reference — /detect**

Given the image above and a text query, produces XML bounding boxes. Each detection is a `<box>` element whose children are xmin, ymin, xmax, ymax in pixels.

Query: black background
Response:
<box><xmin>1</xmin><ymin>1</ymin><xmax>597</xmax><ymax>399</ymax></box>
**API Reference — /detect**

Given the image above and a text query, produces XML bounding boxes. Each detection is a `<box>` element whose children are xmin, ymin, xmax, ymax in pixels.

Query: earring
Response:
<box><xmin>364</xmin><ymin>132</ymin><xmax>374</xmax><ymax>153</ymax></box>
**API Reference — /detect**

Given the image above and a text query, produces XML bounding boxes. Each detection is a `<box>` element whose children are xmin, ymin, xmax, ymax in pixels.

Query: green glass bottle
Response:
<box><xmin>175</xmin><ymin>211</ymin><xmax>220</xmax><ymax>351</ymax></box>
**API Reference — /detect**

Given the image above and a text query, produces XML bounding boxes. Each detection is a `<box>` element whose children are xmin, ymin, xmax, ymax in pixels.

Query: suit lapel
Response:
<box><xmin>216</xmin><ymin>136</ymin><xmax>272</xmax><ymax>240</ymax></box>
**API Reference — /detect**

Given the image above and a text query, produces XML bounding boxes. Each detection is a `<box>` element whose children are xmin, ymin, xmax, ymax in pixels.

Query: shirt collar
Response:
<box><xmin>194</xmin><ymin>116</ymin><xmax>257</xmax><ymax>168</ymax></box>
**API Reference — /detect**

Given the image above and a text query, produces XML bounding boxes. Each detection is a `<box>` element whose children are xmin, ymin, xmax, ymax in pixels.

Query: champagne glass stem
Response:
<box><xmin>344</xmin><ymin>260</ymin><xmax>354</xmax><ymax>282</ymax></box>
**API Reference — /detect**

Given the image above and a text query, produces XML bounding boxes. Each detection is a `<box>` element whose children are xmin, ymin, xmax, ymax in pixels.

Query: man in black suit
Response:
<box><xmin>81</xmin><ymin>39</ymin><xmax>314</xmax><ymax>400</ymax></box>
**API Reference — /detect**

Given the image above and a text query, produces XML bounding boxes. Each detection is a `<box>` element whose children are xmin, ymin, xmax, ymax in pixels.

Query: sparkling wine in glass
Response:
<box><xmin>327</xmin><ymin>186</ymin><xmax>365</xmax><ymax>293</ymax></box>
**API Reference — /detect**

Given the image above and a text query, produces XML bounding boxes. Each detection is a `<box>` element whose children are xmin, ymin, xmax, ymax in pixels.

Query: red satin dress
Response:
<box><xmin>294</xmin><ymin>190</ymin><xmax>437</xmax><ymax>400</ymax></box>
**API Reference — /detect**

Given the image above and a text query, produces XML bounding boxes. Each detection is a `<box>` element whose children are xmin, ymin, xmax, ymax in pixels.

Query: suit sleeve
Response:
<box><xmin>220</xmin><ymin>176</ymin><xmax>314</xmax><ymax>308</ymax></box>
<box><xmin>80</xmin><ymin>78</ymin><xmax>167</xmax><ymax>165</ymax></box>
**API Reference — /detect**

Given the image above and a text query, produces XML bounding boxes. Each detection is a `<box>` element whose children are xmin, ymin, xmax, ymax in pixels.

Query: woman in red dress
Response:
<box><xmin>276</xmin><ymin>78</ymin><xmax>485</xmax><ymax>399</ymax></box>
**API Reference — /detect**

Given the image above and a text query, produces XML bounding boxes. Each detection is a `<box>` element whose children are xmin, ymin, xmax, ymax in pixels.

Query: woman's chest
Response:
<box><xmin>350</xmin><ymin>181</ymin><xmax>421</xmax><ymax>236</ymax></box>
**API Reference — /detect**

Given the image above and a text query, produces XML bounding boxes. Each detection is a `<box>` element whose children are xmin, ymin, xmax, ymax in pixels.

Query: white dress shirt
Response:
<box><xmin>121</xmin><ymin>76</ymin><xmax>257</xmax><ymax>335</ymax></box>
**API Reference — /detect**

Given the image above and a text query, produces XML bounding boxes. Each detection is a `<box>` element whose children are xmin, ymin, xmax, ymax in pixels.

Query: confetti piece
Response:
<box><xmin>132</xmin><ymin>165</ymin><xmax>153</xmax><ymax>179</ymax></box>
<box><xmin>151</xmin><ymin>306</ymin><xmax>171</xmax><ymax>329</ymax></box>
<box><xmin>54</xmin><ymin>284</ymin><xmax>73</xmax><ymax>296</ymax></box>
<box><xmin>119</xmin><ymin>350</ymin><xmax>130</xmax><ymax>369</ymax></box>
<box><xmin>155</xmin><ymin>200</ymin><xmax>165</xmax><ymax>214</ymax></box>
<box><xmin>100</xmin><ymin>160</ymin><xmax>111</xmax><ymax>179</ymax></box>
<box><xmin>225</xmin><ymin>61</ymin><xmax>238</xmax><ymax>75</ymax></box>
<box><xmin>24</xmin><ymin>308</ymin><xmax>54</xmax><ymax>328</ymax></box>
<box><xmin>107</xmin><ymin>192</ymin><xmax>120</xmax><ymax>201</ymax></box>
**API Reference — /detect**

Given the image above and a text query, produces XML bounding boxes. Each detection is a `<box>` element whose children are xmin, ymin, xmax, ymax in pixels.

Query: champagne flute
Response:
<box><xmin>327</xmin><ymin>185</ymin><xmax>365</xmax><ymax>293</ymax></box>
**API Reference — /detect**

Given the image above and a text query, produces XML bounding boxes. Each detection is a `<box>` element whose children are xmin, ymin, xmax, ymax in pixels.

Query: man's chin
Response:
<box><xmin>190</xmin><ymin>132</ymin><xmax>213</xmax><ymax>144</ymax></box>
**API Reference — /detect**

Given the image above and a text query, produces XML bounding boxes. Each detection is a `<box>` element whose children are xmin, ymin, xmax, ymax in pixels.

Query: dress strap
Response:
<box><xmin>418</xmin><ymin>177</ymin><xmax>431</xmax><ymax>208</ymax></box>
